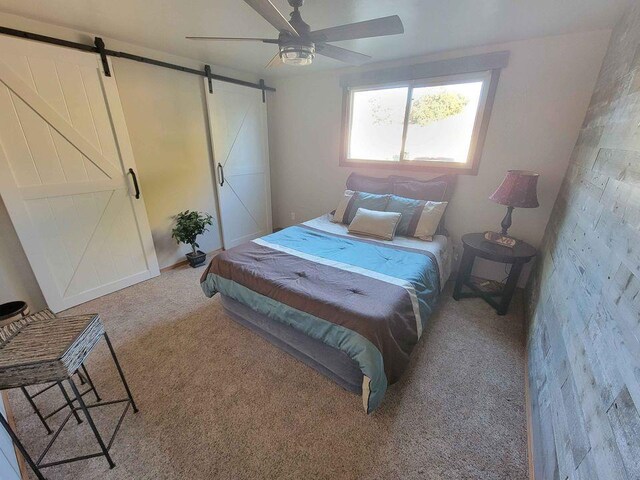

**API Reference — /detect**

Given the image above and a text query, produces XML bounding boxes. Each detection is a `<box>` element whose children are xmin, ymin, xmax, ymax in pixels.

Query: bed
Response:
<box><xmin>200</xmin><ymin>174</ymin><xmax>454</xmax><ymax>413</ymax></box>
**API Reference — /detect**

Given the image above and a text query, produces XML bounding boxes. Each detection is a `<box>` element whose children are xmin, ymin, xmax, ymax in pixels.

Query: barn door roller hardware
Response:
<box><xmin>259</xmin><ymin>79</ymin><xmax>266</xmax><ymax>103</ymax></box>
<box><xmin>205</xmin><ymin>64</ymin><xmax>213</xmax><ymax>93</ymax></box>
<box><xmin>94</xmin><ymin>37</ymin><xmax>111</xmax><ymax>77</ymax></box>
<box><xmin>0</xmin><ymin>26</ymin><xmax>275</xmax><ymax>93</ymax></box>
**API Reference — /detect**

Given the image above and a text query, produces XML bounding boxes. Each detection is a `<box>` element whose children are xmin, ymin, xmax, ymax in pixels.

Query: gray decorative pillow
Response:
<box><xmin>348</xmin><ymin>208</ymin><xmax>402</xmax><ymax>241</ymax></box>
<box><xmin>391</xmin><ymin>179</ymin><xmax>449</xmax><ymax>202</ymax></box>
<box><xmin>346</xmin><ymin>172</ymin><xmax>394</xmax><ymax>194</ymax></box>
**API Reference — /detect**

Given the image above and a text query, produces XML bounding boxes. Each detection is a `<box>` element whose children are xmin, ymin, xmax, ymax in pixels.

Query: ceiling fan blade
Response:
<box><xmin>265</xmin><ymin>52</ymin><xmax>284</xmax><ymax>68</ymax></box>
<box><xmin>186</xmin><ymin>36</ymin><xmax>279</xmax><ymax>43</ymax></box>
<box><xmin>316</xmin><ymin>44</ymin><xmax>371</xmax><ymax>65</ymax></box>
<box><xmin>310</xmin><ymin>15</ymin><xmax>403</xmax><ymax>43</ymax></box>
<box><xmin>243</xmin><ymin>0</ymin><xmax>299</xmax><ymax>36</ymax></box>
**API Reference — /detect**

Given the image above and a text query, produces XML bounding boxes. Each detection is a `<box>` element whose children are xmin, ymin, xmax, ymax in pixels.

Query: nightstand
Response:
<box><xmin>453</xmin><ymin>233</ymin><xmax>537</xmax><ymax>315</ymax></box>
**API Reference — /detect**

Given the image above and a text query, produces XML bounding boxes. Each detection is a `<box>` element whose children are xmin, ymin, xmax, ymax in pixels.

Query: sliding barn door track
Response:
<box><xmin>0</xmin><ymin>26</ymin><xmax>274</xmax><ymax>97</ymax></box>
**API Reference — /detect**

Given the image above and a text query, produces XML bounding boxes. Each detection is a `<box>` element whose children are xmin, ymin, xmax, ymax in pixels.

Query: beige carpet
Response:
<box><xmin>9</xmin><ymin>266</ymin><xmax>527</xmax><ymax>479</ymax></box>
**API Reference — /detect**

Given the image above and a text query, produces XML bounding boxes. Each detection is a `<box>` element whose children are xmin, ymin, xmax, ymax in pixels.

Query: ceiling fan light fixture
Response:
<box><xmin>279</xmin><ymin>44</ymin><xmax>315</xmax><ymax>66</ymax></box>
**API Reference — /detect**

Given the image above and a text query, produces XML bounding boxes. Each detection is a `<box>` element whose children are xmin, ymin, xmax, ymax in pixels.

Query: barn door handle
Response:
<box><xmin>128</xmin><ymin>168</ymin><xmax>140</xmax><ymax>199</ymax></box>
<box><xmin>217</xmin><ymin>163</ymin><xmax>225</xmax><ymax>187</ymax></box>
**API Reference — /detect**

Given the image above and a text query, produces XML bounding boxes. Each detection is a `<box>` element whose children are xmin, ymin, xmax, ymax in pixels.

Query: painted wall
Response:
<box><xmin>0</xmin><ymin>198</ymin><xmax>45</xmax><ymax>310</ymax></box>
<box><xmin>0</xmin><ymin>11</ymin><xmax>262</xmax><ymax>310</ymax></box>
<box><xmin>526</xmin><ymin>1</ymin><xmax>640</xmax><ymax>478</ymax></box>
<box><xmin>266</xmin><ymin>30</ymin><xmax>611</xmax><ymax>285</ymax></box>
<box><xmin>113</xmin><ymin>60</ymin><xmax>221</xmax><ymax>268</ymax></box>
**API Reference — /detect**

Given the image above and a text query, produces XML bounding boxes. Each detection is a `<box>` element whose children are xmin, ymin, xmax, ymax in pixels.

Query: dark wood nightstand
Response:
<box><xmin>453</xmin><ymin>233</ymin><xmax>537</xmax><ymax>315</ymax></box>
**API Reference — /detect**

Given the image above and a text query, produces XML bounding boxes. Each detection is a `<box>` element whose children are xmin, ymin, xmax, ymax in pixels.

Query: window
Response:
<box><xmin>341</xmin><ymin>70</ymin><xmax>497</xmax><ymax>174</ymax></box>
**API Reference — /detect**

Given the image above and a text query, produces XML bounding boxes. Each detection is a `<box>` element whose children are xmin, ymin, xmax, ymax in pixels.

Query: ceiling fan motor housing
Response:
<box><xmin>288</xmin><ymin>8</ymin><xmax>311</xmax><ymax>36</ymax></box>
<box><xmin>278</xmin><ymin>2</ymin><xmax>315</xmax><ymax>65</ymax></box>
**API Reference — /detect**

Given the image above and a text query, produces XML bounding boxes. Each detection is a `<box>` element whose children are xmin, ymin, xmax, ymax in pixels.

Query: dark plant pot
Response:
<box><xmin>186</xmin><ymin>250</ymin><xmax>206</xmax><ymax>268</ymax></box>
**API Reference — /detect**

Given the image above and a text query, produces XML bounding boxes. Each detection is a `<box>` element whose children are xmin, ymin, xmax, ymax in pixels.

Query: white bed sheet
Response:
<box><xmin>303</xmin><ymin>214</ymin><xmax>453</xmax><ymax>289</ymax></box>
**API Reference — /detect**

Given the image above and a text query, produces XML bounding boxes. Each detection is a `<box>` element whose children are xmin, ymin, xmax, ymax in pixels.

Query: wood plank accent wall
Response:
<box><xmin>525</xmin><ymin>2</ymin><xmax>640</xmax><ymax>478</ymax></box>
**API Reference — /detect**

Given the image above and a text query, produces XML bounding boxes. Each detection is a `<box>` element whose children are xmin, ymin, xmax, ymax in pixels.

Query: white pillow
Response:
<box><xmin>348</xmin><ymin>208</ymin><xmax>402</xmax><ymax>241</ymax></box>
<box><xmin>331</xmin><ymin>190</ymin><xmax>355</xmax><ymax>223</ymax></box>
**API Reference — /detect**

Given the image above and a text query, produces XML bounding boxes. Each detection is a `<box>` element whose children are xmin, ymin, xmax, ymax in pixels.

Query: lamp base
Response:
<box><xmin>484</xmin><ymin>231</ymin><xmax>517</xmax><ymax>248</ymax></box>
<box><xmin>500</xmin><ymin>206</ymin><xmax>514</xmax><ymax>235</ymax></box>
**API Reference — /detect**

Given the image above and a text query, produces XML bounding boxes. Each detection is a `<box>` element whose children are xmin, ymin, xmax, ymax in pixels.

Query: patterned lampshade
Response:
<box><xmin>490</xmin><ymin>170</ymin><xmax>539</xmax><ymax>208</ymax></box>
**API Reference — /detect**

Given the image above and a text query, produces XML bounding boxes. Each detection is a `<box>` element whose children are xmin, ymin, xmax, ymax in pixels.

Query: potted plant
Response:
<box><xmin>171</xmin><ymin>210</ymin><xmax>213</xmax><ymax>267</ymax></box>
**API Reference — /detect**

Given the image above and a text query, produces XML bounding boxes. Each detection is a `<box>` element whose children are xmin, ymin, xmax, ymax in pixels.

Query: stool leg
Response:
<box><xmin>76</xmin><ymin>369</ymin><xmax>87</xmax><ymax>385</ymax></box>
<box><xmin>20</xmin><ymin>386</ymin><xmax>52</xmax><ymax>435</ymax></box>
<box><xmin>0</xmin><ymin>408</ymin><xmax>45</xmax><ymax>480</ymax></box>
<box><xmin>104</xmin><ymin>333</ymin><xmax>138</xmax><ymax>413</ymax></box>
<box><xmin>57</xmin><ymin>382</ymin><xmax>83</xmax><ymax>425</ymax></box>
<box><xmin>80</xmin><ymin>363</ymin><xmax>101</xmax><ymax>402</ymax></box>
<box><xmin>67</xmin><ymin>378</ymin><xmax>115</xmax><ymax>469</ymax></box>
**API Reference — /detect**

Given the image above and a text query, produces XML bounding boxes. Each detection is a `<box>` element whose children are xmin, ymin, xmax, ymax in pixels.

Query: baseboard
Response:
<box><xmin>1</xmin><ymin>391</ymin><xmax>28</xmax><ymax>479</ymax></box>
<box><xmin>524</xmin><ymin>344</ymin><xmax>535</xmax><ymax>480</ymax></box>
<box><xmin>522</xmin><ymin>283</ymin><xmax>535</xmax><ymax>480</ymax></box>
<box><xmin>160</xmin><ymin>249</ymin><xmax>222</xmax><ymax>272</ymax></box>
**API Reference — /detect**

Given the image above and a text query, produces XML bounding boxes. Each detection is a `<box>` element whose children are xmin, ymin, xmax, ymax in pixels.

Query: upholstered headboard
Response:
<box><xmin>345</xmin><ymin>172</ymin><xmax>455</xmax><ymax>235</ymax></box>
<box><xmin>346</xmin><ymin>172</ymin><xmax>455</xmax><ymax>201</ymax></box>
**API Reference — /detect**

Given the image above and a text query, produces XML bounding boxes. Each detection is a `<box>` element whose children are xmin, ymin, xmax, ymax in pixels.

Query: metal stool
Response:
<box><xmin>0</xmin><ymin>311</ymin><xmax>138</xmax><ymax>479</ymax></box>
<box><xmin>14</xmin><ymin>310</ymin><xmax>103</xmax><ymax>435</ymax></box>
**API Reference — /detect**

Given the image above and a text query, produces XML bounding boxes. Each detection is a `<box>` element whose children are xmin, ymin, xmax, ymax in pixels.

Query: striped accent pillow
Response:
<box><xmin>385</xmin><ymin>195</ymin><xmax>423</xmax><ymax>236</ymax></box>
<box><xmin>331</xmin><ymin>190</ymin><xmax>391</xmax><ymax>224</ymax></box>
<box><xmin>331</xmin><ymin>190</ymin><xmax>356</xmax><ymax>223</ymax></box>
<box><xmin>401</xmin><ymin>200</ymin><xmax>448</xmax><ymax>241</ymax></box>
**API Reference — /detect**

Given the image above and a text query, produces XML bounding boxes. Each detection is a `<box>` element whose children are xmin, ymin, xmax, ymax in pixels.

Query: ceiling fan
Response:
<box><xmin>186</xmin><ymin>0</ymin><xmax>404</xmax><ymax>67</ymax></box>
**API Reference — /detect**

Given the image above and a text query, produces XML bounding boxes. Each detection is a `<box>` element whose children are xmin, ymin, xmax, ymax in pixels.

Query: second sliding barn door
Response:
<box><xmin>204</xmin><ymin>79</ymin><xmax>272</xmax><ymax>249</ymax></box>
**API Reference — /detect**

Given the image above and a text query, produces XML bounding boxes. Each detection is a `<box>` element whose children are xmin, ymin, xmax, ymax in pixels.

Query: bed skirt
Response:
<box><xmin>220</xmin><ymin>294</ymin><xmax>363</xmax><ymax>395</ymax></box>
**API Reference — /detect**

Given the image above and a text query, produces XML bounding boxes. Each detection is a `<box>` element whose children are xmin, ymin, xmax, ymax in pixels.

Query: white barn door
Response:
<box><xmin>0</xmin><ymin>35</ymin><xmax>159</xmax><ymax>312</ymax></box>
<box><xmin>204</xmin><ymin>80</ymin><xmax>271</xmax><ymax>249</ymax></box>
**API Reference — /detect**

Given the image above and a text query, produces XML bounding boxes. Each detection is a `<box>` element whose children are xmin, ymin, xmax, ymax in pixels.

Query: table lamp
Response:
<box><xmin>486</xmin><ymin>170</ymin><xmax>539</xmax><ymax>247</ymax></box>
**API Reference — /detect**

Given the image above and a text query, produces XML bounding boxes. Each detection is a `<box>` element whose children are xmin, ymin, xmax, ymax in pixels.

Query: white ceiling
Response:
<box><xmin>0</xmin><ymin>0</ymin><xmax>628</xmax><ymax>76</ymax></box>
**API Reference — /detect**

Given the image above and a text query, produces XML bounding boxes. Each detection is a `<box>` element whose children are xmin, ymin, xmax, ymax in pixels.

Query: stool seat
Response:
<box><xmin>0</xmin><ymin>313</ymin><xmax>103</xmax><ymax>389</ymax></box>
